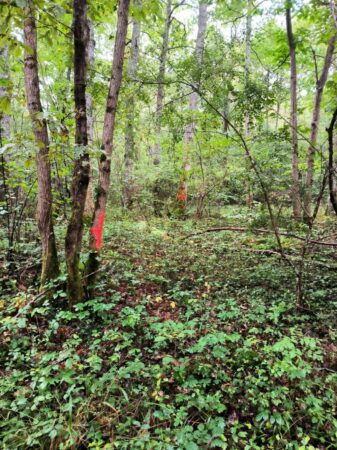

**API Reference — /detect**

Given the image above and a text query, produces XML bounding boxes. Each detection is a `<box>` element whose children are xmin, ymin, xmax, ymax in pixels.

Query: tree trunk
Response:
<box><xmin>23</xmin><ymin>2</ymin><xmax>59</xmax><ymax>287</ymax></box>
<box><xmin>330</xmin><ymin>134</ymin><xmax>337</xmax><ymax>211</ymax></box>
<box><xmin>183</xmin><ymin>0</ymin><xmax>208</xmax><ymax>145</ymax></box>
<box><xmin>124</xmin><ymin>10</ymin><xmax>141</xmax><ymax>208</ymax></box>
<box><xmin>223</xmin><ymin>95</ymin><xmax>230</xmax><ymax>135</ymax></box>
<box><xmin>304</xmin><ymin>32</ymin><xmax>337</xmax><ymax>220</ymax></box>
<box><xmin>86</xmin><ymin>20</ymin><xmax>95</xmax><ymax>146</ymax></box>
<box><xmin>178</xmin><ymin>0</ymin><xmax>208</xmax><ymax>213</ymax></box>
<box><xmin>327</xmin><ymin>106</ymin><xmax>337</xmax><ymax>215</ymax></box>
<box><xmin>286</xmin><ymin>7</ymin><xmax>301</xmax><ymax>219</ymax></box>
<box><xmin>244</xmin><ymin>0</ymin><xmax>252</xmax><ymax>137</ymax></box>
<box><xmin>0</xmin><ymin>46</ymin><xmax>11</xmax><ymax>235</ymax></box>
<box><xmin>0</xmin><ymin>46</ymin><xmax>11</xmax><ymax>141</ymax></box>
<box><xmin>244</xmin><ymin>0</ymin><xmax>253</xmax><ymax>208</ymax></box>
<box><xmin>330</xmin><ymin>0</ymin><xmax>337</xmax><ymax>29</ymax></box>
<box><xmin>84</xmin><ymin>19</ymin><xmax>96</xmax><ymax>218</ymax></box>
<box><xmin>86</xmin><ymin>0</ymin><xmax>130</xmax><ymax>281</ymax></box>
<box><xmin>0</xmin><ymin>47</ymin><xmax>11</xmax><ymax>251</ymax></box>
<box><xmin>65</xmin><ymin>0</ymin><xmax>89</xmax><ymax>305</ymax></box>
<box><xmin>152</xmin><ymin>0</ymin><xmax>172</xmax><ymax>165</ymax></box>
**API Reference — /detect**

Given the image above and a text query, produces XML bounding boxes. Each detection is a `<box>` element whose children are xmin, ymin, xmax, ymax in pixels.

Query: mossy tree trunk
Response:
<box><xmin>65</xmin><ymin>0</ymin><xmax>90</xmax><ymax>305</ymax></box>
<box><xmin>23</xmin><ymin>1</ymin><xmax>59</xmax><ymax>288</ymax></box>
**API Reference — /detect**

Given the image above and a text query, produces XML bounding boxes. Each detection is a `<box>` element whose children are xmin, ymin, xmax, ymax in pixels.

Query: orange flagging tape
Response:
<box><xmin>177</xmin><ymin>186</ymin><xmax>187</xmax><ymax>202</ymax></box>
<box><xmin>90</xmin><ymin>212</ymin><xmax>105</xmax><ymax>250</ymax></box>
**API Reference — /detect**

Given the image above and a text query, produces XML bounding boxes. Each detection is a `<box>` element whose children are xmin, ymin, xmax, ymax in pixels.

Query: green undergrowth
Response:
<box><xmin>1</xmin><ymin>218</ymin><xmax>337</xmax><ymax>449</ymax></box>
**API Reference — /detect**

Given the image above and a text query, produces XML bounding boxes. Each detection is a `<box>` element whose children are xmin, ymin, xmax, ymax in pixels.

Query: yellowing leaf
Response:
<box><xmin>15</xmin><ymin>297</ymin><xmax>25</xmax><ymax>308</ymax></box>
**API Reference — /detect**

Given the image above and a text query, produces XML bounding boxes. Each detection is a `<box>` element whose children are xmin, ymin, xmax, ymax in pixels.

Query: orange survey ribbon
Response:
<box><xmin>177</xmin><ymin>186</ymin><xmax>187</xmax><ymax>202</ymax></box>
<box><xmin>90</xmin><ymin>212</ymin><xmax>105</xmax><ymax>250</ymax></box>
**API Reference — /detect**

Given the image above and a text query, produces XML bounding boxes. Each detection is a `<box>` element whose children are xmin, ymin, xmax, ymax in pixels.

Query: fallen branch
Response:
<box><xmin>184</xmin><ymin>226</ymin><xmax>337</xmax><ymax>247</ymax></box>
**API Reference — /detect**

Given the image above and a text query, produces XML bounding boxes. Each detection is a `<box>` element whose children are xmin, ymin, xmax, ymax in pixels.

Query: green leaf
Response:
<box><xmin>0</xmin><ymin>96</ymin><xmax>11</xmax><ymax>114</ymax></box>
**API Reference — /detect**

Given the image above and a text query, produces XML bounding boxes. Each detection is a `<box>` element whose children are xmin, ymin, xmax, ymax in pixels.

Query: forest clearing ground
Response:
<box><xmin>1</xmin><ymin>213</ymin><xmax>337</xmax><ymax>448</ymax></box>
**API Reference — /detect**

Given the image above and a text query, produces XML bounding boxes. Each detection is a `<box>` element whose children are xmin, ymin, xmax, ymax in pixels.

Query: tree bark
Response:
<box><xmin>327</xmin><ymin>106</ymin><xmax>337</xmax><ymax>215</ymax></box>
<box><xmin>244</xmin><ymin>0</ymin><xmax>252</xmax><ymax>137</ymax></box>
<box><xmin>244</xmin><ymin>0</ymin><xmax>253</xmax><ymax>208</ymax></box>
<box><xmin>330</xmin><ymin>0</ymin><xmax>337</xmax><ymax>29</ymax></box>
<box><xmin>0</xmin><ymin>46</ymin><xmax>11</xmax><ymax>222</ymax></box>
<box><xmin>86</xmin><ymin>20</ymin><xmax>95</xmax><ymax>146</ymax></box>
<box><xmin>152</xmin><ymin>0</ymin><xmax>172</xmax><ymax>165</ymax></box>
<box><xmin>84</xmin><ymin>19</ymin><xmax>95</xmax><ymax>218</ymax></box>
<box><xmin>286</xmin><ymin>7</ymin><xmax>301</xmax><ymax>219</ymax></box>
<box><xmin>223</xmin><ymin>95</ymin><xmax>230</xmax><ymax>135</ymax></box>
<box><xmin>183</xmin><ymin>0</ymin><xmax>207</xmax><ymax>145</ymax></box>
<box><xmin>124</xmin><ymin>10</ymin><xmax>141</xmax><ymax>208</ymax></box>
<box><xmin>0</xmin><ymin>47</ymin><xmax>11</xmax><ymax>251</ymax></box>
<box><xmin>23</xmin><ymin>1</ymin><xmax>59</xmax><ymax>287</ymax></box>
<box><xmin>86</xmin><ymin>0</ymin><xmax>130</xmax><ymax>281</ymax></box>
<box><xmin>304</xmin><ymin>32</ymin><xmax>337</xmax><ymax>220</ymax></box>
<box><xmin>178</xmin><ymin>0</ymin><xmax>208</xmax><ymax>213</ymax></box>
<box><xmin>65</xmin><ymin>0</ymin><xmax>89</xmax><ymax>305</ymax></box>
<box><xmin>0</xmin><ymin>46</ymin><xmax>10</xmax><ymax>141</ymax></box>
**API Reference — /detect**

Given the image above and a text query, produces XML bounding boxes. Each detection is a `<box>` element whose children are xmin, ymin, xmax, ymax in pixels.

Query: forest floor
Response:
<box><xmin>1</xmin><ymin>210</ymin><xmax>337</xmax><ymax>449</ymax></box>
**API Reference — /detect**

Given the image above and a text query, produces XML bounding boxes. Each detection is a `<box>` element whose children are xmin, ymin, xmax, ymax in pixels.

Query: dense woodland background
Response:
<box><xmin>2</xmin><ymin>0</ymin><xmax>337</xmax><ymax>448</ymax></box>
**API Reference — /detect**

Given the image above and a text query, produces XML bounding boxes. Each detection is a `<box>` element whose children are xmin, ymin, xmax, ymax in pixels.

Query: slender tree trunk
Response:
<box><xmin>0</xmin><ymin>47</ymin><xmax>12</xmax><ymax>251</ymax></box>
<box><xmin>86</xmin><ymin>0</ymin><xmax>130</xmax><ymax>281</ymax></box>
<box><xmin>183</xmin><ymin>0</ymin><xmax>208</xmax><ymax>145</ymax></box>
<box><xmin>223</xmin><ymin>95</ymin><xmax>230</xmax><ymax>135</ymax></box>
<box><xmin>0</xmin><ymin>46</ymin><xmax>11</xmax><ymax>237</ymax></box>
<box><xmin>65</xmin><ymin>0</ymin><xmax>89</xmax><ymax>305</ymax></box>
<box><xmin>330</xmin><ymin>0</ymin><xmax>337</xmax><ymax>29</ymax></box>
<box><xmin>124</xmin><ymin>11</ymin><xmax>141</xmax><ymax>208</ymax></box>
<box><xmin>275</xmin><ymin>90</ymin><xmax>280</xmax><ymax>131</ymax></box>
<box><xmin>178</xmin><ymin>0</ymin><xmax>208</xmax><ymax>213</ymax></box>
<box><xmin>23</xmin><ymin>2</ymin><xmax>59</xmax><ymax>287</ymax></box>
<box><xmin>244</xmin><ymin>0</ymin><xmax>253</xmax><ymax>208</ymax></box>
<box><xmin>152</xmin><ymin>0</ymin><xmax>172</xmax><ymax>165</ymax></box>
<box><xmin>0</xmin><ymin>46</ymin><xmax>11</xmax><ymax>141</ymax></box>
<box><xmin>244</xmin><ymin>0</ymin><xmax>252</xmax><ymax>137</ymax></box>
<box><xmin>328</xmin><ymin>107</ymin><xmax>337</xmax><ymax>215</ymax></box>
<box><xmin>86</xmin><ymin>20</ymin><xmax>95</xmax><ymax>145</ymax></box>
<box><xmin>304</xmin><ymin>32</ymin><xmax>337</xmax><ymax>220</ymax></box>
<box><xmin>223</xmin><ymin>27</ymin><xmax>235</xmax><ymax>135</ymax></box>
<box><xmin>265</xmin><ymin>70</ymin><xmax>270</xmax><ymax>132</ymax></box>
<box><xmin>286</xmin><ymin>7</ymin><xmax>301</xmax><ymax>219</ymax></box>
<box><xmin>331</xmin><ymin>161</ymin><xmax>337</xmax><ymax>211</ymax></box>
<box><xmin>330</xmin><ymin>134</ymin><xmax>337</xmax><ymax>210</ymax></box>
<box><xmin>84</xmin><ymin>19</ymin><xmax>96</xmax><ymax>218</ymax></box>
